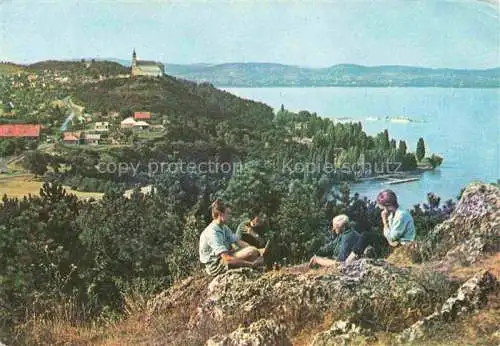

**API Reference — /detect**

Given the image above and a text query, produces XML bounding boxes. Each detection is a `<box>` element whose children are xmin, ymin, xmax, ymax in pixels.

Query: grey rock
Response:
<box><xmin>398</xmin><ymin>270</ymin><xmax>498</xmax><ymax>343</ymax></box>
<box><xmin>146</xmin><ymin>183</ymin><xmax>499</xmax><ymax>344</ymax></box>
<box><xmin>310</xmin><ymin>320</ymin><xmax>374</xmax><ymax>346</ymax></box>
<box><xmin>185</xmin><ymin>260</ymin><xmax>455</xmax><ymax>335</ymax></box>
<box><xmin>419</xmin><ymin>183</ymin><xmax>499</xmax><ymax>264</ymax></box>
<box><xmin>206</xmin><ymin>319</ymin><xmax>291</xmax><ymax>346</ymax></box>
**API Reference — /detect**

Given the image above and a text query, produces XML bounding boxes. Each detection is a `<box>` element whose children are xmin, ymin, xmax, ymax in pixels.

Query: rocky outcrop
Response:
<box><xmin>146</xmin><ymin>183</ymin><xmax>499</xmax><ymax>345</ymax></box>
<box><xmin>419</xmin><ymin>183</ymin><xmax>499</xmax><ymax>264</ymax></box>
<box><xmin>206</xmin><ymin>319</ymin><xmax>291</xmax><ymax>346</ymax></box>
<box><xmin>148</xmin><ymin>259</ymin><xmax>457</xmax><ymax>344</ymax></box>
<box><xmin>398</xmin><ymin>270</ymin><xmax>498</xmax><ymax>343</ymax></box>
<box><xmin>310</xmin><ymin>320</ymin><xmax>375</xmax><ymax>346</ymax></box>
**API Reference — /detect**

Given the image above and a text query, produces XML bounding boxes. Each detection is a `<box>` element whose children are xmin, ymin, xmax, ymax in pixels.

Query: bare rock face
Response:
<box><xmin>398</xmin><ymin>270</ymin><xmax>498</xmax><ymax>343</ymax></box>
<box><xmin>419</xmin><ymin>183</ymin><xmax>499</xmax><ymax>264</ymax></box>
<box><xmin>310</xmin><ymin>320</ymin><xmax>375</xmax><ymax>346</ymax></box>
<box><xmin>185</xmin><ymin>260</ymin><xmax>456</xmax><ymax>336</ymax></box>
<box><xmin>205</xmin><ymin>319</ymin><xmax>291</xmax><ymax>346</ymax></box>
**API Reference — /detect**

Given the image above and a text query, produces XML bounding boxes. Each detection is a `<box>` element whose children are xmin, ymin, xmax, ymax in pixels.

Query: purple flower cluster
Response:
<box><xmin>455</xmin><ymin>194</ymin><xmax>489</xmax><ymax>219</ymax></box>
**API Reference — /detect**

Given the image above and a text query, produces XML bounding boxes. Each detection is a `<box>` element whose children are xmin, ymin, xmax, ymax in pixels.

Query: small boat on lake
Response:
<box><xmin>386</xmin><ymin>116</ymin><xmax>412</xmax><ymax>123</ymax></box>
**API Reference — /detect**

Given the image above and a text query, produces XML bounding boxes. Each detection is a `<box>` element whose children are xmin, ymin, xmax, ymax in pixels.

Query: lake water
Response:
<box><xmin>224</xmin><ymin>87</ymin><xmax>500</xmax><ymax>208</ymax></box>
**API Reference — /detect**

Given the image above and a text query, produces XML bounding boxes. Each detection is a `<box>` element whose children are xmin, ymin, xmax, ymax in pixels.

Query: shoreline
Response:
<box><xmin>353</xmin><ymin>167</ymin><xmax>433</xmax><ymax>184</ymax></box>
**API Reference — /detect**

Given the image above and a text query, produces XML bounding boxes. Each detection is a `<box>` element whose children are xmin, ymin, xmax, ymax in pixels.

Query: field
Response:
<box><xmin>0</xmin><ymin>174</ymin><xmax>103</xmax><ymax>200</ymax></box>
<box><xmin>0</xmin><ymin>62</ymin><xmax>23</xmax><ymax>75</ymax></box>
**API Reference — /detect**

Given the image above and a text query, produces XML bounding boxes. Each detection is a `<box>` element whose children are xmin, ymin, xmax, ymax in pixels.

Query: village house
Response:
<box><xmin>63</xmin><ymin>131</ymin><xmax>81</xmax><ymax>145</ymax></box>
<box><xmin>134</xmin><ymin>111</ymin><xmax>151</xmax><ymax>121</ymax></box>
<box><xmin>0</xmin><ymin>124</ymin><xmax>41</xmax><ymax>139</ymax></box>
<box><xmin>134</xmin><ymin>121</ymin><xmax>150</xmax><ymax>130</ymax></box>
<box><xmin>83</xmin><ymin>133</ymin><xmax>101</xmax><ymax>145</ymax></box>
<box><xmin>94</xmin><ymin>121</ymin><xmax>110</xmax><ymax>132</ymax></box>
<box><xmin>150</xmin><ymin>124</ymin><xmax>165</xmax><ymax>132</ymax></box>
<box><xmin>108</xmin><ymin>111</ymin><xmax>120</xmax><ymax>119</ymax></box>
<box><xmin>291</xmin><ymin>137</ymin><xmax>313</xmax><ymax>145</ymax></box>
<box><xmin>121</xmin><ymin>117</ymin><xmax>136</xmax><ymax>129</ymax></box>
<box><xmin>294</xmin><ymin>122</ymin><xmax>308</xmax><ymax>131</ymax></box>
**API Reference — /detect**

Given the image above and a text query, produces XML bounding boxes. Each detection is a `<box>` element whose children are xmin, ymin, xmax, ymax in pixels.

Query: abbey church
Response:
<box><xmin>130</xmin><ymin>50</ymin><xmax>164</xmax><ymax>77</ymax></box>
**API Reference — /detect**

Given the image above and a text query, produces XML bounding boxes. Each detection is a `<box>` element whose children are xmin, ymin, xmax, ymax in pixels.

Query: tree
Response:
<box><xmin>339</xmin><ymin>182</ymin><xmax>351</xmax><ymax>207</ymax></box>
<box><xmin>0</xmin><ymin>182</ymin><xmax>84</xmax><ymax>327</ymax></box>
<box><xmin>28</xmin><ymin>140</ymin><xmax>38</xmax><ymax>150</ymax></box>
<box><xmin>273</xmin><ymin>180</ymin><xmax>325</xmax><ymax>265</ymax></box>
<box><xmin>395</xmin><ymin>140</ymin><xmax>408</xmax><ymax>163</ymax></box>
<box><xmin>428</xmin><ymin>154</ymin><xmax>443</xmax><ymax>168</ymax></box>
<box><xmin>23</xmin><ymin>150</ymin><xmax>49</xmax><ymax>177</ymax></box>
<box><xmin>397</xmin><ymin>140</ymin><xmax>407</xmax><ymax>156</ymax></box>
<box><xmin>223</xmin><ymin>160</ymin><xmax>280</xmax><ymax>221</ymax></box>
<box><xmin>0</xmin><ymin>139</ymin><xmax>16</xmax><ymax>157</ymax></box>
<box><xmin>77</xmin><ymin>192</ymin><xmax>182</xmax><ymax>310</ymax></box>
<box><xmin>376</xmin><ymin>130</ymin><xmax>390</xmax><ymax>150</ymax></box>
<box><xmin>416</xmin><ymin>137</ymin><xmax>425</xmax><ymax>162</ymax></box>
<box><xmin>12</xmin><ymin>138</ymin><xmax>27</xmax><ymax>155</ymax></box>
<box><xmin>402</xmin><ymin>153</ymin><xmax>417</xmax><ymax>171</ymax></box>
<box><xmin>120</xmin><ymin>108</ymin><xmax>133</xmax><ymax>119</ymax></box>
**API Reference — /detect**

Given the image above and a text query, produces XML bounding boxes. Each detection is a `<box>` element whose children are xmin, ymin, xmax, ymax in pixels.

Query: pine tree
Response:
<box><xmin>398</xmin><ymin>140</ymin><xmax>407</xmax><ymax>156</ymax></box>
<box><xmin>383</xmin><ymin>129</ymin><xmax>390</xmax><ymax>149</ymax></box>
<box><xmin>416</xmin><ymin>137</ymin><xmax>426</xmax><ymax>162</ymax></box>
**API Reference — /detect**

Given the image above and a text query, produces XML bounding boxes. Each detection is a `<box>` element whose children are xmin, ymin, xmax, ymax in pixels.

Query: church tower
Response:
<box><xmin>132</xmin><ymin>49</ymin><xmax>137</xmax><ymax>67</ymax></box>
<box><xmin>129</xmin><ymin>49</ymin><xmax>163</xmax><ymax>78</ymax></box>
<box><xmin>131</xmin><ymin>49</ymin><xmax>137</xmax><ymax>77</ymax></box>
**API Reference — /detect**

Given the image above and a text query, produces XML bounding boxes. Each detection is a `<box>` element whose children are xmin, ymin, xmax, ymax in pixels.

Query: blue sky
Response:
<box><xmin>0</xmin><ymin>0</ymin><xmax>498</xmax><ymax>68</ymax></box>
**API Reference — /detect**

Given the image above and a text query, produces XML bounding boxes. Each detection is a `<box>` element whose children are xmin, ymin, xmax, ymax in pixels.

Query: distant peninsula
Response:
<box><xmin>161</xmin><ymin>63</ymin><xmax>500</xmax><ymax>88</ymax></box>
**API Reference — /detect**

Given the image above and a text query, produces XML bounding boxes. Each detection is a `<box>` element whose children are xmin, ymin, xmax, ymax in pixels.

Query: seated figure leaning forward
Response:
<box><xmin>236</xmin><ymin>211</ymin><xmax>268</xmax><ymax>249</ymax></box>
<box><xmin>376</xmin><ymin>189</ymin><xmax>416</xmax><ymax>247</ymax></box>
<box><xmin>199</xmin><ymin>200</ymin><xmax>267</xmax><ymax>276</ymax></box>
<box><xmin>309</xmin><ymin>214</ymin><xmax>371</xmax><ymax>267</ymax></box>
<box><xmin>310</xmin><ymin>190</ymin><xmax>416</xmax><ymax>268</ymax></box>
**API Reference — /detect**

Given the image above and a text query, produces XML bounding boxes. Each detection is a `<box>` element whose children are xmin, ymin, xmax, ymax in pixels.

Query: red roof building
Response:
<box><xmin>134</xmin><ymin>111</ymin><xmax>151</xmax><ymax>120</ymax></box>
<box><xmin>0</xmin><ymin>124</ymin><xmax>41</xmax><ymax>138</ymax></box>
<box><xmin>63</xmin><ymin>131</ymin><xmax>81</xmax><ymax>144</ymax></box>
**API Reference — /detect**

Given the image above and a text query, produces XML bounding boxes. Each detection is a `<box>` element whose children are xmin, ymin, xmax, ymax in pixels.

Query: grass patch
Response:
<box><xmin>0</xmin><ymin>175</ymin><xmax>103</xmax><ymax>200</ymax></box>
<box><xmin>0</xmin><ymin>63</ymin><xmax>23</xmax><ymax>75</ymax></box>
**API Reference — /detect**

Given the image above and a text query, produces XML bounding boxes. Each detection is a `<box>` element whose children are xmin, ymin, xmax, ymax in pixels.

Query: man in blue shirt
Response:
<box><xmin>309</xmin><ymin>214</ymin><xmax>360</xmax><ymax>267</ymax></box>
<box><xmin>199</xmin><ymin>200</ymin><xmax>267</xmax><ymax>276</ymax></box>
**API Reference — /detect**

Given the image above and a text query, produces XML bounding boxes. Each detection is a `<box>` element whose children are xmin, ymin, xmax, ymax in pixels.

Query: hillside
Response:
<box><xmin>27</xmin><ymin>60</ymin><xmax>129</xmax><ymax>77</ymax></box>
<box><xmin>2</xmin><ymin>59</ymin><xmax>437</xmax><ymax>196</ymax></box>
<box><xmin>70</xmin><ymin>75</ymin><xmax>274</xmax><ymax>123</ymax></box>
<box><xmin>163</xmin><ymin>63</ymin><xmax>500</xmax><ymax>88</ymax></box>
<box><xmin>0</xmin><ymin>62</ymin><xmax>23</xmax><ymax>75</ymax></box>
<box><xmin>9</xmin><ymin>182</ymin><xmax>499</xmax><ymax>345</ymax></box>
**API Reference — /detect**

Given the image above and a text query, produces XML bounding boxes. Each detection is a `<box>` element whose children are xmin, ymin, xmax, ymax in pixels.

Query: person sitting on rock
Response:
<box><xmin>310</xmin><ymin>214</ymin><xmax>385</xmax><ymax>267</ymax></box>
<box><xmin>199</xmin><ymin>199</ymin><xmax>267</xmax><ymax>276</ymax></box>
<box><xmin>309</xmin><ymin>215</ymin><xmax>360</xmax><ymax>267</ymax></box>
<box><xmin>376</xmin><ymin>189</ymin><xmax>416</xmax><ymax>247</ymax></box>
<box><xmin>236</xmin><ymin>212</ymin><xmax>269</xmax><ymax>249</ymax></box>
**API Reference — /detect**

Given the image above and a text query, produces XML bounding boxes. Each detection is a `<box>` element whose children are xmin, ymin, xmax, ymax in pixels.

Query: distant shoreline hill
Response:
<box><xmin>160</xmin><ymin>63</ymin><xmax>500</xmax><ymax>88</ymax></box>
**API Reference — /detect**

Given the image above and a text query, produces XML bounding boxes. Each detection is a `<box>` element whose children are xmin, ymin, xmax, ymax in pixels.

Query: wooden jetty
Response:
<box><xmin>386</xmin><ymin>177</ymin><xmax>420</xmax><ymax>185</ymax></box>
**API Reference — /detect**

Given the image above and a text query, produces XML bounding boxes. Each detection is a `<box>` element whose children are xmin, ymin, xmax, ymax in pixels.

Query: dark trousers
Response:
<box><xmin>240</xmin><ymin>232</ymin><xmax>266</xmax><ymax>249</ymax></box>
<box><xmin>352</xmin><ymin>231</ymin><xmax>390</xmax><ymax>257</ymax></box>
